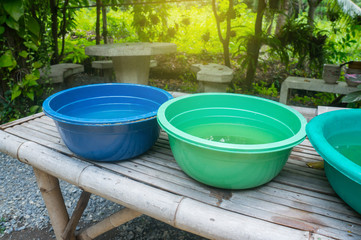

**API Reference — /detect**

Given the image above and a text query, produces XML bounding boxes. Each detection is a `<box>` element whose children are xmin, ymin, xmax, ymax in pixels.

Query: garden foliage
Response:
<box><xmin>1</xmin><ymin>0</ymin><xmax>361</xmax><ymax>124</ymax></box>
<box><xmin>0</xmin><ymin>0</ymin><xmax>52</xmax><ymax>123</ymax></box>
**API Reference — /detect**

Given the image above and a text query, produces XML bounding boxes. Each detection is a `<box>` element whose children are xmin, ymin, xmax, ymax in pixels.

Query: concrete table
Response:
<box><xmin>85</xmin><ymin>43</ymin><xmax>176</xmax><ymax>85</ymax></box>
<box><xmin>279</xmin><ymin>76</ymin><xmax>358</xmax><ymax>105</ymax></box>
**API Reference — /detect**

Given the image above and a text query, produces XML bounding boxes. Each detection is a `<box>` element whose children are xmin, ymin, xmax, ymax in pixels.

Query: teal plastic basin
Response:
<box><xmin>307</xmin><ymin>109</ymin><xmax>361</xmax><ymax>214</ymax></box>
<box><xmin>157</xmin><ymin>93</ymin><xmax>307</xmax><ymax>189</ymax></box>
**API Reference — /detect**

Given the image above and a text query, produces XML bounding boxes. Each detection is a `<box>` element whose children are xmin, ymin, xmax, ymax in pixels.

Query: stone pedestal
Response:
<box><xmin>112</xmin><ymin>56</ymin><xmax>151</xmax><ymax>85</ymax></box>
<box><xmin>191</xmin><ymin>63</ymin><xmax>233</xmax><ymax>92</ymax></box>
<box><xmin>92</xmin><ymin>60</ymin><xmax>114</xmax><ymax>80</ymax></box>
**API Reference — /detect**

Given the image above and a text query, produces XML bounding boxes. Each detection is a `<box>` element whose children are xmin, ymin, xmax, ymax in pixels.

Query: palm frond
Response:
<box><xmin>335</xmin><ymin>0</ymin><xmax>361</xmax><ymax>17</ymax></box>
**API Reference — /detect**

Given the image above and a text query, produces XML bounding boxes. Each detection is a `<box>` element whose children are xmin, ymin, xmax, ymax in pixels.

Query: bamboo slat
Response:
<box><xmin>0</xmin><ymin>112</ymin><xmax>44</xmax><ymax>130</ymax></box>
<box><xmin>291</xmin><ymin>151</ymin><xmax>324</xmax><ymax>162</ymax></box>
<box><xmin>38</xmin><ymin>115</ymin><xmax>56</xmax><ymax>126</ymax></box>
<box><xmin>25</xmin><ymin>120</ymin><xmax>61</xmax><ymax>137</ymax></box>
<box><xmin>9</xmin><ymin>124</ymin><xmax>61</xmax><ymax>144</ymax></box>
<box><xmin>257</xmin><ymin>185</ymin><xmax>358</xmax><ymax>217</ymax></box>
<box><xmin>266</xmin><ymin>181</ymin><xmax>343</xmax><ymax>204</ymax></box>
<box><xmin>4</xmin><ymin>127</ymin><xmax>73</xmax><ymax>155</ymax></box>
<box><xmin>21</xmin><ymin>123</ymin><xmax>62</xmax><ymax>140</ymax></box>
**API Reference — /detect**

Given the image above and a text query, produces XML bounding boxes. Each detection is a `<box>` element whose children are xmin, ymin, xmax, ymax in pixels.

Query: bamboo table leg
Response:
<box><xmin>78</xmin><ymin>208</ymin><xmax>142</xmax><ymax>240</ymax></box>
<box><xmin>33</xmin><ymin>168</ymin><xmax>75</xmax><ymax>240</ymax></box>
<box><xmin>62</xmin><ymin>191</ymin><xmax>91</xmax><ymax>240</ymax></box>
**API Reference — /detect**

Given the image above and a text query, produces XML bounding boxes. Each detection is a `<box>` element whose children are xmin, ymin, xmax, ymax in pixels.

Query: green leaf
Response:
<box><xmin>0</xmin><ymin>50</ymin><xmax>16</xmax><ymax>69</ymax></box>
<box><xmin>342</xmin><ymin>91</ymin><xmax>361</xmax><ymax>103</ymax></box>
<box><xmin>351</xmin><ymin>30</ymin><xmax>356</xmax><ymax>38</ymax></box>
<box><xmin>29</xmin><ymin>105</ymin><xmax>40</xmax><ymax>114</ymax></box>
<box><xmin>3</xmin><ymin>0</ymin><xmax>24</xmax><ymax>21</ymax></box>
<box><xmin>6</xmin><ymin>17</ymin><xmax>19</xmax><ymax>31</ymax></box>
<box><xmin>26</xmin><ymin>91</ymin><xmax>34</xmax><ymax>101</ymax></box>
<box><xmin>0</xmin><ymin>16</ymin><xmax>6</xmax><ymax>24</ymax></box>
<box><xmin>33</xmin><ymin>69</ymin><xmax>40</xmax><ymax>78</ymax></box>
<box><xmin>23</xmin><ymin>41</ymin><xmax>38</xmax><ymax>51</ymax></box>
<box><xmin>0</xmin><ymin>26</ymin><xmax>4</xmax><ymax>35</ymax></box>
<box><xmin>25</xmin><ymin>73</ymin><xmax>39</xmax><ymax>86</ymax></box>
<box><xmin>11</xmin><ymin>85</ymin><xmax>21</xmax><ymax>101</ymax></box>
<box><xmin>26</xmin><ymin>16</ymin><xmax>40</xmax><ymax>38</ymax></box>
<box><xmin>0</xmin><ymin>51</ymin><xmax>13</xmax><ymax>67</ymax></box>
<box><xmin>32</xmin><ymin>61</ymin><xmax>42</xmax><ymax>69</ymax></box>
<box><xmin>19</xmin><ymin>50</ymin><xmax>28</xmax><ymax>58</ymax></box>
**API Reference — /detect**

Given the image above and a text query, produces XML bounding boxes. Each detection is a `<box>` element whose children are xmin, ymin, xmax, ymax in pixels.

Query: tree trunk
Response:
<box><xmin>60</xmin><ymin>0</ymin><xmax>70</xmax><ymax>59</ymax></box>
<box><xmin>96</xmin><ymin>0</ymin><xmax>101</xmax><ymax>45</ymax></box>
<box><xmin>223</xmin><ymin>44</ymin><xmax>231</xmax><ymax>67</ymax></box>
<box><xmin>244</xmin><ymin>0</ymin><xmax>266</xmax><ymax>89</ymax></box>
<box><xmin>275</xmin><ymin>0</ymin><xmax>289</xmax><ymax>35</ymax></box>
<box><xmin>211</xmin><ymin>0</ymin><xmax>233</xmax><ymax>67</ymax></box>
<box><xmin>307</xmin><ymin>0</ymin><xmax>322</xmax><ymax>27</ymax></box>
<box><xmin>49</xmin><ymin>0</ymin><xmax>59</xmax><ymax>64</ymax></box>
<box><xmin>102</xmin><ymin>1</ymin><xmax>108</xmax><ymax>44</ymax></box>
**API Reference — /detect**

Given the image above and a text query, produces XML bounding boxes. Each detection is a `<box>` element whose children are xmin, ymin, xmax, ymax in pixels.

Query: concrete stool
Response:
<box><xmin>191</xmin><ymin>63</ymin><xmax>233</xmax><ymax>92</ymax></box>
<box><xmin>40</xmin><ymin>63</ymin><xmax>84</xmax><ymax>84</ymax></box>
<box><xmin>92</xmin><ymin>60</ymin><xmax>158</xmax><ymax>81</ymax></box>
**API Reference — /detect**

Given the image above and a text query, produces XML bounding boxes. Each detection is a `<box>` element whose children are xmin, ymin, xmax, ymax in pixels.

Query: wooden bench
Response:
<box><xmin>1</xmin><ymin>100</ymin><xmax>360</xmax><ymax>240</ymax></box>
<box><xmin>191</xmin><ymin>63</ymin><xmax>233</xmax><ymax>92</ymax></box>
<box><xmin>40</xmin><ymin>63</ymin><xmax>84</xmax><ymax>84</ymax></box>
<box><xmin>92</xmin><ymin>60</ymin><xmax>158</xmax><ymax>81</ymax></box>
<box><xmin>279</xmin><ymin>76</ymin><xmax>358</xmax><ymax>105</ymax></box>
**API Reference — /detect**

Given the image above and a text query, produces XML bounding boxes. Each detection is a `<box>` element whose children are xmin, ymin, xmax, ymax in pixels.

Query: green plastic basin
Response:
<box><xmin>157</xmin><ymin>93</ymin><xmax>307</xmax><ymax>189</ymax></box>
<box><xmin>306</xmin><ymin>109</ymin><xmax>361</xmax><ymax>215</ymax></box>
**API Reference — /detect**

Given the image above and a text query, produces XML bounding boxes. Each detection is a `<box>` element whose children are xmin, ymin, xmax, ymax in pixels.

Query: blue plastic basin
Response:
<box><xmin>306</xmin><ymin>109</ymin><xmax>361</xmax><ymax>214</ymax></box>
<box><xmin>43</xmin><ymin>83</ymin><xmax>173</xmax><ymax>161</ymax></box>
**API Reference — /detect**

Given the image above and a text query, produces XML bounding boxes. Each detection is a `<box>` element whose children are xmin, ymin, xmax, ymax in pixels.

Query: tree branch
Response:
<box><xmin>212</xmin><ymin>0</ymin><xmax>224</xmax><ymax>44</ymax></box>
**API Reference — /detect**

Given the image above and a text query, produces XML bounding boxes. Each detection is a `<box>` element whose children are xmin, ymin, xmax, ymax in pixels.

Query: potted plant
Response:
<box><xmin>322</xmin><ymin>64</ymin><xmax>341</xmax><ymax>84</ymax></box>
<box><xmin>342</xmin><ymin>61</ymin><xmax>361</xmax><ymax>87</ymax></box>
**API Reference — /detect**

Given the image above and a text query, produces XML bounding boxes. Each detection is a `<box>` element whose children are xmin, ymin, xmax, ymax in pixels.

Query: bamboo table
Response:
<box><xmin>1</xmin><ymin>107</ymin><xmax>361</xmax><ymax>240</ymax></box>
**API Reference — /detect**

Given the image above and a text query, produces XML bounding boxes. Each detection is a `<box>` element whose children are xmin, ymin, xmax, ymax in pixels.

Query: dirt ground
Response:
<box><xmin>1</xmin><ymin>215</ymin><xmax>208</xmax><ymax>240</ymax></box>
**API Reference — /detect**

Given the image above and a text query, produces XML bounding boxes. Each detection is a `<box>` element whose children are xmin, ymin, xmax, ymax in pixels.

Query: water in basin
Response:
<box><xmin>64</xmin><ymin>103</ymin><xmax>154</xmax><ymax>119</ymax></box>
<box><xmin>57</xmin><ymin>97</ymin><xmax>157</xmax><ymax>119</ymax></box>
<box><xmin>327</xmin><ymin>131</ymin><xmax>361</xmax><ymax>166</ymax></box>
<box><xmin>185</xmin><ymin>121</ymin><xmax>291</xmax><ymax>145</ymax></box>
